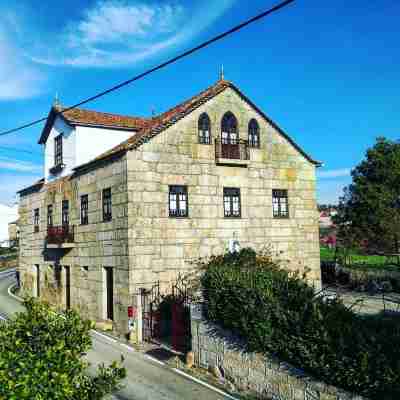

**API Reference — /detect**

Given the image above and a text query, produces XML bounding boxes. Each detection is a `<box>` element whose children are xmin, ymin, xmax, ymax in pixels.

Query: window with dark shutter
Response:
<box><xmin>54</xmin><ymin>134</ymin><xmax>63</xmax><ymax>166</ymax></box>
<box><xmin>169</xmin><ymin>185</ymin><xmax>188</xmax><ymax>217</ymax></box>
<box><xmin>198</xmin><ymin>113</ymin><xmax>211</xmax><ymax>144</ymax></box>
<box><xmin>34</xmin><ymin>208</ymin><xmax>40</xmax><ymax>233</ymax></box>
<box><xmin>62</xmin><ymin>200</ymin><xmax>69</xmax><ymax>226</ymax></box>
<box><xmin>272</xmin><ymin>189</ymin><xmax>289</xmax><ymax>218</ymax></box>
<box><xmin>81</xmin><ymin>194</ymin><xmax>88</xmax><ymax>225</ymax></box>
<box><xmin>248</xmin><ymin>119</ymin><xmax>260</xmax><ymax>148</ymax></box>
<box><xmin>47</xmin><ymin>204</ymin><xmax>53</xmax><ymax>227</ymax></box>
<box><xmin>223</xmin><ymin>188</ymin><xmax>241</xmax><ymax>218</ymax></box>
<box><xmin>102</xmin><ymin>188</ymin><xmax>112</xmax><ymax>222</ymax></box>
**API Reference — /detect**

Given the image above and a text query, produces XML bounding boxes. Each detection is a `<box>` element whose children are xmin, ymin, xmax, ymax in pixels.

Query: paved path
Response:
<box><xmin>0</xmin><ymin>271</ymin><xmax>229</xmax><ymax>400</ymax></box>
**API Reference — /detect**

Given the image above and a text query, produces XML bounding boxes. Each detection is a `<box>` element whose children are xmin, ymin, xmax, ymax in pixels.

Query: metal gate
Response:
<box><xmin>141</xmin><ymin>282</ymin><xmax>162</xmax><ymax>342</ymax></box>
<box><xmin>141</xmin><ymin>276</ymin><xmax>192</xmax><ymax>352</ymax></box>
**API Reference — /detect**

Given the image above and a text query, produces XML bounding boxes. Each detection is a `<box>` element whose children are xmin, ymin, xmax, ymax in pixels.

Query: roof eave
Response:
<box><xmin>38</xmin><ymin>107</ymin><xmax>72</xmax><ymax>144</ymax></box>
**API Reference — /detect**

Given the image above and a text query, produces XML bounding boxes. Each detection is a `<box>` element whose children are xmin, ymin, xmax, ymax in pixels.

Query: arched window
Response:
<box><xmin>248</xmin><ymin>119</ymin><xmax>260</xmax><ymax>148</ymax></box>
<box><xmin>221</xmin><ymin>112</ymin><xmax>238</xmax><ymax>144</ymax></box>
<box><xmin>198</xmin><ymin>113</ymin><xmax>211</xmax><ymax>144</ymax></box>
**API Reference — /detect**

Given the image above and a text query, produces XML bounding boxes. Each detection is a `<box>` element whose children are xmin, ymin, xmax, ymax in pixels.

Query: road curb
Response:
<box><xmin>8</xmin><ymin>283</ymin><xmax>23</xmax><ymax>302</ymax></box>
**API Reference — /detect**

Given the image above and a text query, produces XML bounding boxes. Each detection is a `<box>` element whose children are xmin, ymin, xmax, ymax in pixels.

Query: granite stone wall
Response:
<box><xmin>190</xmin><ymin>304</ymin><xmax>365</xmax><ymax>400</ymax></box>
<box><xmin>18</xmin><ymin>156</ymin><xmax>131</xmax><ymax>335</ymax></box>
<box><xmin>127</xmin><ymin>87</ymin><xmax>321</xmax><ymax>296</ymax></box>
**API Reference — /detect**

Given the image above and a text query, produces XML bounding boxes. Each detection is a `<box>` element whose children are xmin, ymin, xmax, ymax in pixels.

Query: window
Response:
<box><xmin>80</xmin><ymin>194</ymin><xmax>88</xmax><ymax>225</ymax></box>
<box><xmin>102</xmin><ymin>188</ymin><xmax>112</xmax><ymax>222</ymax></box>
<box><xmin>221</xmin><ymin>112</ymin><xmax>238</xmax><ymax>144</ymax></box>
<box><xmin>33</xmin><ymin>208</ymin><xmax>40</xmax><ymax>233</ymax></box>
<box><xmin>272</xmin><ymin>189</ymin><xmax>289</xmax><ymax>218</ymax></box>
<box><xmin>223</xmin><ymin>188</ymin><xmax>241</xmax><ymax>218</ymax></box>
<box><xmin>169</xmin><ymin>185</ymin><xmax>188</xmax><ymax>217</ymax></box>
<box><xmin>198</xmin><ymin>113</ymin><xmax>211</xmax><ymax>144</ymax></box>
<box><xmin>47</xmin><ymin>204</ymin><xmax>53</xmax><ymax>227</ymax></box>
<box><xmin>248</xmin><ymin>119</ymin><xmax>260</xmax><ymax>148</ymax></box>
<box><xmin>62</xmin><ymin>200</ymin><xmax>69</xmax><ymax>226</ymax></box>
<box><xmin>54</xmin><ymin>134</ymin><xmax>63</xmax><ymax>166</ymax></box>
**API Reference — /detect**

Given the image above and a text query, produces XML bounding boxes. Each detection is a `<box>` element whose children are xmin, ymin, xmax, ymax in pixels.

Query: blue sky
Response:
<box><xmin>0</xmin><ymin>0</ymin><xmax>399</xmax><ymax>206</ymax></box>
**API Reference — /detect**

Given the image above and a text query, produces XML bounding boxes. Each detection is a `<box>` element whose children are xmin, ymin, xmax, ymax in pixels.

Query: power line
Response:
<box><xmin>0</xmin><ymin>0</ymin><xmax>295</xmax><ymax>138</ymax></box>
<box><xmin>0</xmin><ymin>146</ymin><xmax>41</xmax><ymax>156</ymax></box>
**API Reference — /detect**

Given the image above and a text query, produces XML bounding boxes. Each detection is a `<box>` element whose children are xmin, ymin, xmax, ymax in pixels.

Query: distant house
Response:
<box><xmin>0</xmin><ymin>203</ymin><xmax>18</xmax><ymax>247</ymax></box>
<box><xmin>17</xmin><ymin>78</ymin><xmax>322</xmax><ymax>338</ymax></box>
<box><xmin>8</xmin><ymin>220</ymin><xmax>19</xmax><ymax>248</ymax></box>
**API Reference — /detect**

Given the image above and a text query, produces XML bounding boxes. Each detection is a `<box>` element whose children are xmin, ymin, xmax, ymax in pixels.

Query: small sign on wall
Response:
<box><xmin>190</xmin><ymin>303</ymin><xmax>203</xmax><ymax>321</ymax></box>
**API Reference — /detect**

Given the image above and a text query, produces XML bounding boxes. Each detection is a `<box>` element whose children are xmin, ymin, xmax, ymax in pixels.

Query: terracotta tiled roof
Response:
<box><xmin>58</xmin><ymin>106</ymin><xmax>149</xmax><ymax>130</ymax></box>
<box><xmin>79</xmin><ymin>79</ymin><xmax>233</xmax><ymax>167</ymax></box>
<box><xmin>74</xmin><ymin>79</ymin><xmax>320</xmax><ymax>172</ymax></box>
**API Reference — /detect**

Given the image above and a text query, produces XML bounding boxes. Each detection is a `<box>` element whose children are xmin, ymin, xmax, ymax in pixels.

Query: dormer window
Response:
<box><xmin>54</xmin><ymin>134</ymin><xmax>63</xmax><ymax>166</ymax></box>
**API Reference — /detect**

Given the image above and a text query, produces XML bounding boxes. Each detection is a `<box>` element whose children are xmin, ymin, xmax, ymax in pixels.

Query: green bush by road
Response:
<box><xmin>0</xmin><ymin>299</ymin><xmax>125</xmax><ymax>399</ymax></box>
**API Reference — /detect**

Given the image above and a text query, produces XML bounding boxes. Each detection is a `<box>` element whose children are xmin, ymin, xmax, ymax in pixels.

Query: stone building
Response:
<box><xmin>18</xmin><ymin>78</ymin><xmax>321</xmax><ymax>337</ymax></box>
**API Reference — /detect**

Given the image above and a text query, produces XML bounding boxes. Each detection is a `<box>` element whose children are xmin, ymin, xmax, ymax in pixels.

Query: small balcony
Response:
<box><xmin>46</xmin><ymin>225</ymin><xmax>75</xmax><ymax>248</ymax></box>
<box><xmin>49</xmin><ymin>163</ymin><xmax>65</xmax><ymax>175</ymax></box>
<box><xmin>215</xmin><ymin>139</ymin><xmax>250</xmax><ymax>166</ymax></box>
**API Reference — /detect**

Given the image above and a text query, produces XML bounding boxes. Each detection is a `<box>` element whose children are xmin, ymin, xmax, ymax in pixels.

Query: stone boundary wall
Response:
<box><xmin>190</xmin><ymin>304</ymin><xmax>365</xmax><ymax>400</ymax></box>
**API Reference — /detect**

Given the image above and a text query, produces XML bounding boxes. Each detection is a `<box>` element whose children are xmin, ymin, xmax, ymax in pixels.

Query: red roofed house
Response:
<box><xmin>17</xmin><ymin>78</ymin><xmax>321</xmax><ymax>340</ymax></box>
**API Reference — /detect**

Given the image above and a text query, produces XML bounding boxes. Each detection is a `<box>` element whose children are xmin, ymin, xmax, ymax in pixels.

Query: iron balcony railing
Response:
<box><xmin>215</xmin><ymin>139</ymin><xmax>250</xmax><ymax>161</ymax></box>
<box><xmin>46</xmin><ymin>225</ymin><xmax>74</xmax><ymax>245</ymax></box>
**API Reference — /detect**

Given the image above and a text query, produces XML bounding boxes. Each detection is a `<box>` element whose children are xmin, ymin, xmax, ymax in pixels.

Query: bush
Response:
<box><xmin>201</xmin><ymin>249</ymin><xmax>400</xmax><ymax>399</ymax></box>
<box><xmin>0</xmin><ymin>298</ymin><xmax>126</xmax><ymax>399</ymax></box>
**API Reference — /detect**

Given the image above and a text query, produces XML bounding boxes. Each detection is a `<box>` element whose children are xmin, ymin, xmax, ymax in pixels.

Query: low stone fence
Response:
<box><xmin>322</xmin><ymin>261</ymin><xmax>400</xmax><ymax>292</ymax></box>
<box><xmin>190</xmin><ymin>304</ymin><xmax>365</xmax><ymax>400</ymax></box>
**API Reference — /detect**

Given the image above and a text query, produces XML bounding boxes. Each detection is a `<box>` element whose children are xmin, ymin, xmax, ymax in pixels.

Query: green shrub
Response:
<box><xmin>201</xmin><ymin>249</ymin><xmax>400</xmax><ymax>399</ymax></box>
<box><xmin>0</xmin><ymin>298</ymin><xmax>126</xmax><ymax>399</ymax></box>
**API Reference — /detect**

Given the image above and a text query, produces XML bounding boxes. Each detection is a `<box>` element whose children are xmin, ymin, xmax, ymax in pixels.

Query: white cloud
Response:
<box><xmin>0</xmin><ymin>15</ymin><xmax>45</xmax><ymax>100</ymax></box>
<box><xmin>0</xmin><ymin>157</ymin><xmax>42</xmax><ymax>173</ymax></box>
<box><xmin>30</xmin><ymin>0</ymin><xmax>236</xmax><ymax>68</ymax></box>
<box><xmin>317</xmin><ymin>168</ymin><xmax>351</xmax><ymax>179</ymax></box>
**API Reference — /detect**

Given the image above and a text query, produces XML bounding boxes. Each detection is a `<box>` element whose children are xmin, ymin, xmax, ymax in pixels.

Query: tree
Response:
<box><xmin>335</xmin><ymin>137</ymin><xmax>400</xmax><ymax>255</ymax></box>
<box><xmin>0</xmin><ymin>299</ymin><xmax>126</xmax><ymax>399</ymax></box>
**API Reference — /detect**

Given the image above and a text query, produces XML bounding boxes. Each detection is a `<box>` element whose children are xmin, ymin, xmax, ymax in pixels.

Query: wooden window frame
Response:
<box><xmin>169</xmin><ymin>185</ymin><xmax>188</xmax><ymax>218</ymax></box>
<box><xmin>198</xmin><ymin>113</ymin><xmax>211</xmax><ymax>144</ymax></box>
<box><xmin>47</xmin><ymin>204</ymin><xmax>53</xmax><ymax>227</ymax></box>
<box><xmin>33</xmin><ymin>208</ymin><xmax>40</xmax><ymax>233</ymax></box>
<box><xmin>80</xmin><ymin>194</ymin><xmax>89</xmax><ymax>225</ymax></box>
<box><xmin>272</xmin><ymin>189</ymin><xmax>289</xmax><ymax>218</ymax></box>
<box><xmin>102</xmin><ymin>188</ymin><xmax>112</xmax><ymax>222</ymax></box>
<box><xmin>62</xmin><ymin>200</ymin><xmax>69</xmax><ymax>226</ymax></box>
<box><xmin>54</xmin><ymin>134</ymin><xmax>63</xmax><ymax>166</ymax></box>
<box><xmin>248</xmin><ymin>119</ymin><xmax>260</xmax><ymax>148</ymax></box>
<box><xmin>221</xmin><ymin>112</ymin><xmax>238</xmax><ymax>145</ymax></box>
<box><xmin>223</xmin><ymin>187</ymin><xmax>241</xmax><ymax>218</ymax></box>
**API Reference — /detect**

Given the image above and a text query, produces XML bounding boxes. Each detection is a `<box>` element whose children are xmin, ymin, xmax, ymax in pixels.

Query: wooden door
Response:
<box><xmin>105</xmin><ymin>267</ymin><xmax>114</xmax><ymax>321</ymax></box>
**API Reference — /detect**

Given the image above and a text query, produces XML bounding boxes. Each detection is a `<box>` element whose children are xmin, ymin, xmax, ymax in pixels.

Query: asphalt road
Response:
<box><xmin>0</xmin><ymin>270</ymin><xmax>229</xmax><ymax>400</ymax></box>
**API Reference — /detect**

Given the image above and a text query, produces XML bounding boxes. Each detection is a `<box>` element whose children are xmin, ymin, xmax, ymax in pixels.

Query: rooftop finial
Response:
<box><xmin>220</xmin><ymin>64</ymin><xmax>224</xmax><ymax>81</ymax></box>
<box><xmin>53</xmin><ymin>92</ymin><xmax>60</xmax><ymax>107</ymax></box>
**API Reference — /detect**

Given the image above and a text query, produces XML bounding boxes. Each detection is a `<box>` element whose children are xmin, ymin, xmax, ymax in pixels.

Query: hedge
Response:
<box><xmin>200</xmin><ymin>249</ymin><xmax>400</xmax><ymax>399</ymax></box>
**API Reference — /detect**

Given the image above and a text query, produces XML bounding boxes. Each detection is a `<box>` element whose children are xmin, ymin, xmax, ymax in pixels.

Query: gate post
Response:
<box><xmin>136</xmin><ymin>289</ymin><xmax>143</xmax><ymax>343</ymax></box>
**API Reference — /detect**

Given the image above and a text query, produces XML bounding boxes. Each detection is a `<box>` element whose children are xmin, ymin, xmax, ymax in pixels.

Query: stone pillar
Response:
<box><xmin>136</xmin><ymin>290</ymin><xmax>143</xmax><ymax>343</ymax></box>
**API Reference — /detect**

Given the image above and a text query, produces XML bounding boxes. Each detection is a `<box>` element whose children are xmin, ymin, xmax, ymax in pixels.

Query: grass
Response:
<box><xmin>320</xmin><ymin>246</ymin><xmax>398</xmax><ymax>269</ymax></box>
